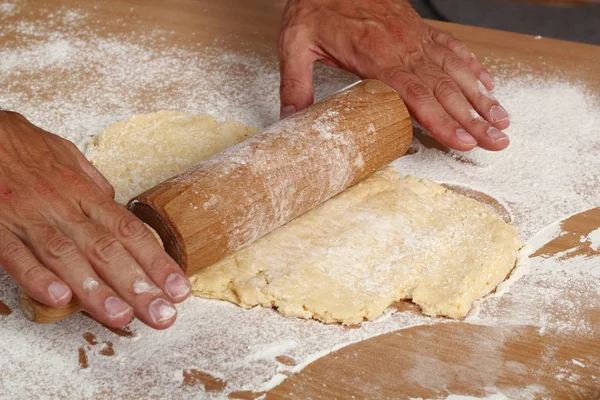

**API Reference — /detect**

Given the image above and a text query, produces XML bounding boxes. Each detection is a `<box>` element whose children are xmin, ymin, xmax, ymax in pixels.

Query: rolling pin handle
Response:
<box><xmin>19</xmin><ymin>292</ymin><xmax>81</xmax><ymax>324</ymax></box>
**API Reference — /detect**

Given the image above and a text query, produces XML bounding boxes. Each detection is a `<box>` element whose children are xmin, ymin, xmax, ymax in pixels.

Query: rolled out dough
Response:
<box><xmin>85</xmin><ymin>111</ymin><xmax>258</xmax><ymax>204</ymax></box>
<box><xmin>87</xmin><ymin>111</ymin><xmax>522</xmax><ymax>325</ymax></box>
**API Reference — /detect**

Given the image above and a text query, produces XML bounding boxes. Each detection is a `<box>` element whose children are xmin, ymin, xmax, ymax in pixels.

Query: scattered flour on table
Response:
<box><xmin>0</xmin><ymin>2</ymin><xmax>16</xmax><ymax>14</ymax></box>
<box><xmin>0</xmin><ymin>3</ymin><xmax>599</xmax><ymax>399</ymax></box>
<box><xmin>467</xmin><ymin>217</ymin><xmax>600</xmax><ymax>337</ymax></box>
<box><xmin>588</xmin><ymin>227</ymin><xmax>600</xmax><ymax>251</ymax></box>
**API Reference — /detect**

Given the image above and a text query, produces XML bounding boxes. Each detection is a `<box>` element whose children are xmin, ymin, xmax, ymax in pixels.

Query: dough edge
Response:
<box><xmin>190</xmin><ymin>168</ymin><xmax>522</xmax><ymax>325</ymax></box>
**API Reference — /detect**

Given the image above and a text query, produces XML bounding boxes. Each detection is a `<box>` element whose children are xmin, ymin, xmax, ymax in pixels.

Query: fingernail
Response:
<box><xmin>48</xmin><ymin>281</ymin><xmax>71</xmax><ymax>302</ymax></box>
<box><xmin>280</xmin><ymin>105</ymin><xmax>296</xmax><ymax>120</ymax></box>
<box><xmin>149</xmin><ymin>298</ymin><xmax>177</xmax><ymax>324</ymax></box>
<box><xmin>105</xmin><ymin>296</ymin><xmax>131</xmax><ymax>319</ymax></box>
<box><xmin>165</xmin><ymin>273</ymin><xmax>191</xmax><ymax>300</ymax></box>
<box><xmin>489</xmin><ymin>105</ymin><xmax>510</xmax><ymax>123</ymax></box>
<box><xmin>456</xmin><ymin>129</ymin><xmax>477</xmax><ymax>146</ymax></box>
<box><xmin>479</xmin><ymin>71</ymin><xmax>494</xmax><ymax>90</ymax></box>
<box><xmin>487</xmin><ymin>127</ymin><xmax>509</xmax><ymax>143</ymax></box>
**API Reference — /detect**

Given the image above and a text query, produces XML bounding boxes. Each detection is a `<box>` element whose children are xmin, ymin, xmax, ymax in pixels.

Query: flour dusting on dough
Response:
<box><xmin>85</xmin><ymin>111</ymin><xmax>258</xmax><ymax>204</ymax></box>
<box><xmin>191</xmin><ymin>167</ymin><xmax>521</xmax><ymax>324</ymax></box>
<box><xmin>86</xmin><ymin>110</ymin><xmax>521</xmax><ymax>325</ymax></box>
<box><xmin>1</xmin><ymin>4</ymin><xmax>598</xmax><ymax>397</ymax></box>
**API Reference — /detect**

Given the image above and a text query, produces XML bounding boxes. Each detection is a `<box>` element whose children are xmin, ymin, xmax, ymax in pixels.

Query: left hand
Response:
<box><xmin>277</xmin><ymin>0</ymin><xmax>511</xmax><ymax>152</ymax></box>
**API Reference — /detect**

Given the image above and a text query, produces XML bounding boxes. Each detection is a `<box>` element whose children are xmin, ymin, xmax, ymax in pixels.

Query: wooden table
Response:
<box><xmin>1</xmin><ymin>1</ymin><xmax>599</xmax><ymax>398</ymax></box>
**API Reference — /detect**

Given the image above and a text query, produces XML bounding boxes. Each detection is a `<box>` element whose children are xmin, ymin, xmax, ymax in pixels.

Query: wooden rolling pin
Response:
<box><xmin>20</xmin><ymin>79</ymin><xmax>413</xmax><ymax>323</ymax></box>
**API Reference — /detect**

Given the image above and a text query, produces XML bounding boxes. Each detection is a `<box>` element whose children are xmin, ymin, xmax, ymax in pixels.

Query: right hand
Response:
<box><xmin>278</xmin><ymin>0</ymin><xmax>511</xmax><ymax>151</ymax></box>
<box><xmin>0</xmin><ymin>111</ymin><xmax>191</xmax><ymax>329</ymax></box>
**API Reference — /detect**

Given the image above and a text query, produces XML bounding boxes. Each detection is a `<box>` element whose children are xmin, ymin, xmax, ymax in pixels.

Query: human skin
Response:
<box><xmin>278</xmin><ymin>0</ymin><xmax>511</xmax><ymax>151</ymax></box>
<box><xmin>0</xmin><ymin>112</ymin><xmax>190</xmax><ymax>329</ymax></box>
<box><xmin>1</xmin><ymin>0</ymin><xmax>509</xmax><ymax>330</ymax></box>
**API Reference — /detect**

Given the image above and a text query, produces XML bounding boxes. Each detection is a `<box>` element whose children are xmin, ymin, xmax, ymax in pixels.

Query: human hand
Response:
<box><xmin>278</xmin><ymin>0</ymin><xmax>511</xmax><ymax>151</ymax></box>
<box><xmin>0</xmin><ymin>112</ymin><xmax>190</xmax><ymax>329</ymax></box>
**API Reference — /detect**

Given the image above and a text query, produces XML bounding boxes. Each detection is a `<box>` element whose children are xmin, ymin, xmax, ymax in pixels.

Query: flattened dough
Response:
<box><xmin>88</xmin><ymin>111</ymin><xmax>522</xmax><ymax>325</ymax></box>
<box><xmin>85</xmin><ymin>111</ymin><xmax>257</xmax><ymax>204</ymax></box>
<box><xmin>191</xmin><ymin>168</ymin><xmax>521</xmax><ymax>324</ymax></box>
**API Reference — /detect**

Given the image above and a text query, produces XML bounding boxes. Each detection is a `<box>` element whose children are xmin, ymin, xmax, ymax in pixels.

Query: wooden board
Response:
<box><xmin>1</xmin><ymin>1</ymin><xmax>599</xmax><ymax>398</ymax></box>
<box><xmin>267</xmin><ymin>207</ymin><xmax>600</xmax><ymax>399</ymax></box>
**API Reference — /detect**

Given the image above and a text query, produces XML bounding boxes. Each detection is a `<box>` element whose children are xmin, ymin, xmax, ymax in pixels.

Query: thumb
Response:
<box><xmin>64</xmin><ymin>141</ymin><xmax>116</xmax><ymax>199</ymax></box>
<box><xmin>279</xmin><ymin>50</ymin><xmax>315</xmax><ymax>119</ymax></box>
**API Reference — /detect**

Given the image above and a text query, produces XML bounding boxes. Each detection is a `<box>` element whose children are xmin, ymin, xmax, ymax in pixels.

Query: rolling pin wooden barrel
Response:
<box><xmin>19</xmin><ymin>79</ymin><xmax>413</xmax><ymax>324</ymax></box>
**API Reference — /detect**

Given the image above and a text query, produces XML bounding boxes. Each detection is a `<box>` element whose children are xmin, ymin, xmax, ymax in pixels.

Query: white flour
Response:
<box><xmin>588</xmin><ymin>227</ymin><xmax>600</xmax><ymax>251</ymax></box>
<box><xmin>132</xmin><ymin>280</ymin><xmax>156</xmax><ymax>295</ymax></box>
<box><xmin>82</xmin><ymin>277</ymin><xmax>100</xmax><ymax>293</ymax></box>
<box><xmin>0</xmin><ymin>2</ymin><xmax>599</xmax><ymax>399</ymax></box>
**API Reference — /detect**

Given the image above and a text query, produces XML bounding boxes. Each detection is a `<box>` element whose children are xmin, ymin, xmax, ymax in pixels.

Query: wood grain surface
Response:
<box><xmin>1</xmin><ymin>0</ymin><xmax>599</xmax><ymax>398</ymax></box>
<box><xmin>130</xmin><ymin>80</ymin><xmax>412</xmax><ymax>275</ymax></box>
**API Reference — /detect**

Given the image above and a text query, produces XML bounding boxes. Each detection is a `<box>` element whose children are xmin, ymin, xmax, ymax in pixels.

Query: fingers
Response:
<box><xmin>81</xmin><ymin>198</ymin><xmax>190</xmax><ymax>304</ymax></box>
<box><xmin>278</xmin><ymin>33</ymin><xmax>317</xmax><ymax>119</ymax></box>
<box><xmin>0</xmin><ymin>226</ymin><xmax>72</xmax><ymax>307</ymax></box>
<box><xmin>423</xmin><ymin>40</ymin><xmax>510</xmax><ymax>133</ymax></box>
<box><xmin>468</xmin><ymin>55</ymin><xmax>495</xmax><ymax>91</ymax></box>
<box><xmin>379</xmin><ymin>66</ymin><xmax>477</xmax><ymax>151</ymax></box>
<box><xmin>429</xmin><ymin>29</ymin><xmax>495</xmax><ymax>91</ymax></box>
<box><xmin>21</xmin><ymin>223</ymin><xmax>134</xmax><ymax>327</ymax></box>
<box><xmin>63</xmin><ymin>140</ymin><xmax>116</xmax><ymax>199</ymax></box>
<box><xmin>418</xmin><ymin>44</ymin><xmax>509</xmax><ymax>150</ymax></box>
<box><xmin>55</xmin><ymin>209</ymin><xmax>179</xmax><ymax>330</ymax></box>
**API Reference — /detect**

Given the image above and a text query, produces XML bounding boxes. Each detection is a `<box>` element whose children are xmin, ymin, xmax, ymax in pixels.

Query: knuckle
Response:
<box><xmin>423</xmin><ymin>111</ymin><xmax>456</xmax><ymax>131</ymax></box>
<box><xmin>280</xmin><ymin>76</ymin><xmax>311</xmax><ymax>96</ymax></box>
<box><xmin>448</xmin><ymin>37</ymin><xmax>467</xmax><ymax>52</ymax></box>
<box><xmin>468</xmin><ymin>57</ymin><xmax>483</xmax><ymax>72</ymax></box>
<box><xmin>148</xmin><ymin>255</ymin><xmax>177</xmax><ymax>274</ymax></box>
<box><xmin>405</xmin><ymin>50</ymin><xmax>427</xmax><ymax>71</ymax></box>
<box><xmin>429</xmin><ymin>27</ymin><xmax>442</xmax><ymax>40</ymax></box>
<box><xmin>473</xmin><ymin>92</ymin><xmax>492</xmax><ymax>105</ymax></box>
<box><xmin>21</xmin><ymin>263</ymin><xmax>46</xmax><ymax>282</ymax></box>
<box><xmin>467</xmin><ymin>115</ymin><xmax>484</xmax><ymax>126</ymax></box>
<box><xmin>61</xmin><ymin>167</ymin><xmax>90</xmax><ymax>188</ymax></box>
<box><xmin>63</xmin><ymin>138</ymin><xmax>78</xmax><ymax>150</ymax></box>
<box><xmin>33</xmin><ymin>177</ymin><xmax>58</xmax><ymax>200</ymax></box>
<box><xmin>90</xmin><ymin>234</ymin><xmax>123</xmax><ymax>262</ymax></box>
<box><xmin>404</xmin><ymin>80</ymin><xmax>431</xmax><ymax>104</ymax></box>
<box><xmin>0</xmin><ymin>240</ymin><xmax>23</xmax><ymax>261</ymax></box>
<box><xmin>439</xmin><ymin>114</ymin><xmax>459</xmax><ymax>129</ymax></box>
<box><xmin>432</xmin><ymin>78</ymin><xmax>459</xmax><ymax>101</ymax></box>
<box><xmin>116</xmin><ymin>215</ymin><xmax>147</xmax><ymax>240</ymax></box>
<box><xmin>441</xmin><ymin>55</ymin><xmax>467</xmax><ymax>75</ymax></box>
<box><xmin>359</xmin><ymin>22</ymin><xmax>388</xmax><ymax>53</ymax></box>
<box><xmin>46</xmin><ymin>234</ymin><xmax>78</xmax><ymax>260</ymax></box>
<box><xmin>278</xmin><ymin>25</ymin><xmax>308</xmax><ymax>53</ymax></box>
<box><xmin>0</xmin><ymin>111</ymin><xmax>26</xmax><ymax>123</ymax></box>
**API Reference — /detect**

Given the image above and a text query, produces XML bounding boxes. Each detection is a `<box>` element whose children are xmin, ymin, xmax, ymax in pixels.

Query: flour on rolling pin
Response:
<box><xmin>172</xmin><ymin>96</ymin><xmax>377</xmax><ymax>251</ymax></box>
<box><xmin>128</xmin><ymin>80</ymin><xmax>412</xmax><ymax>274</ymax></box>
<box><xmin>1</xmin><ymin>4</ymin><xmax>600</xmax><ymax>397</ymax></box>
<box><xmin>208</xmin><ymin>110</ymin><xmax>364</xmax><ymax>250</ymax></box>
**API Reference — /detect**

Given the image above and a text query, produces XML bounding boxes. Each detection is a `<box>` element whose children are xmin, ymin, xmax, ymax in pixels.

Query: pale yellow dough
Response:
<box><xmin>85</xmin><ymin>111</ymin><xmax>257</xmax><ymax>204</ymax></box>
<box><xmin>88</xmin><ymin>111</ymin><xmax>522</xmax><ymax>325</ymax></box>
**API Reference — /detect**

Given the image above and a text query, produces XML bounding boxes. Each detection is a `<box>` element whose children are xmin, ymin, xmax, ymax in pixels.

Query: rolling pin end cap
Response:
<box><xmin>19</xmin><ymin>296</ymin><xmax>36</xmax><ymax>322</ymax></box>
